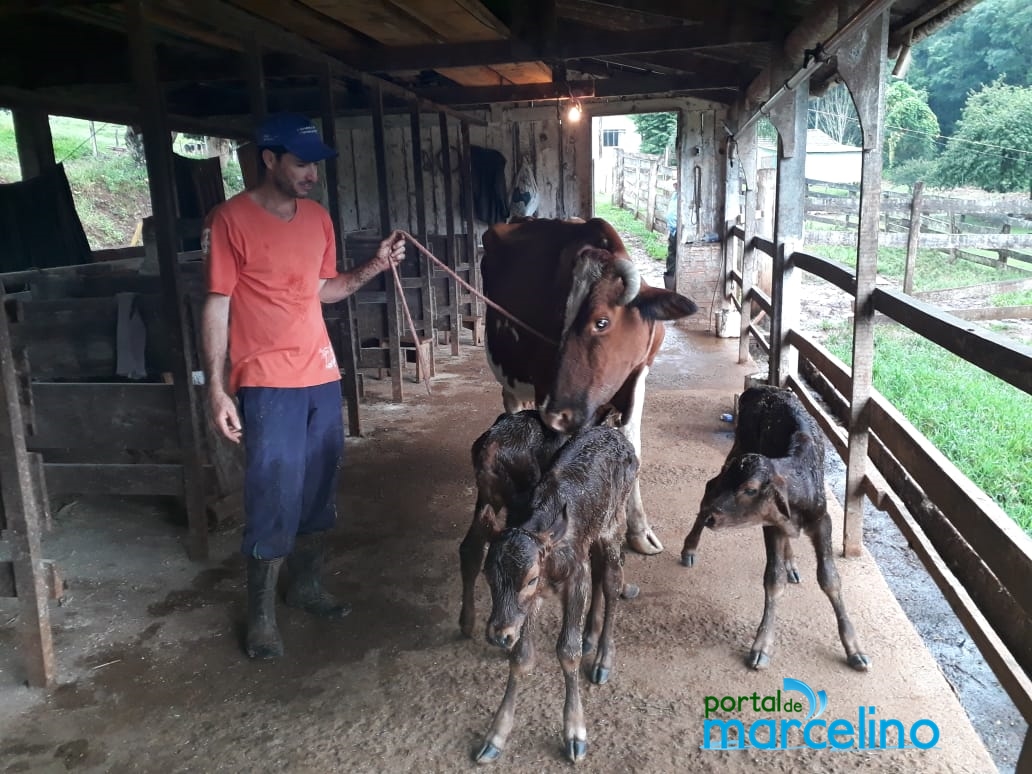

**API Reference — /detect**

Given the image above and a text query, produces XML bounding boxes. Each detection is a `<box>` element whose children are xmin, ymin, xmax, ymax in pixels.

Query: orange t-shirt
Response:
<box><xmin>204</xmin><ymin>192</ymin><xmax>340</xmax><ymax>393</ymax></box>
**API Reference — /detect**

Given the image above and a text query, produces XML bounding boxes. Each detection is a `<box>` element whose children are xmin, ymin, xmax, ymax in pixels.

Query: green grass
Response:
<box><xmin>993</xmin><ymin>288</ymin><xmax>1032</xmax><ymax>306</ymax></box>
<box><xmin>1</xmin><ymin>110</ymin><xmax>244</xmax><ymax>247</ymax></box>
<box><xmin>594</xmin><ymin>198</ymin><xmax>667</xmax><ymax>261</ymax></box>
<box><xmin>824</xmin><ymin>323</ymin><xmax>1032</xmax><ymax>535</ymax></box>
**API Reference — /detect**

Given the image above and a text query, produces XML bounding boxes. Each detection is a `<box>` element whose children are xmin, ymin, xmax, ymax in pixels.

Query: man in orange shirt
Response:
<box><xmin>202</xmin><ymin>112</ymin><xmax>406</xmax><ymax>660</ymax></box>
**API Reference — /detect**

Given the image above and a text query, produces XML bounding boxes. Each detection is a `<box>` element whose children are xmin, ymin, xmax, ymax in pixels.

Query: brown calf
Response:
<box><xmin>680</xmin><ymin>385</ymin><xmax>870</xmax><ymax>672</ymax></box>
<box><xmin>458</xmin><ymin>410</ymin><xmax>569</xmax><ymax>639</ymax></box>
<box><xmin>476</xmin><ymin>425</ymin><xmax>639</xmax><ymax>764</ymax></box>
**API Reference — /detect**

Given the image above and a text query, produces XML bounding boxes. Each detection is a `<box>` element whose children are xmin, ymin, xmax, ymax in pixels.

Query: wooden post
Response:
<box><xmin>458</xmin><ymin>121</ymin><xmax>480</xmax><ymax>330</ymax></box>
<box><xmin>370</xmin><ymin>85</ymin><xmax>403</xmax><ymax>401</ymax></box>
<box><xmin>837</xmin><ymin>10</ymin><xmax>889</xmax><ymax>558</ymax></box>
<box><xmin>903</xmin><ymin>181</ymin><xmax>924</xmax><ymax>295</ymax></box>
<box><xmin>439</xmin><ymin>113</ymin><xmax>460</xmax><ymax>355</ymax></box>
<box><xmin>409</xmin><ymin>106</ymin><xmax>437</xmax><ymax>375</ymax></box>
<box><xmin>646</xmin><ymin>157</ymin><xmax>659</xmax><ymax>232</ymax></box>
<box><xmin>244</xmin><ymin>37</ymin><xmax>267</xmax><ymax>122</ymax></box>
<box><xmin>737</xmin><ymin>119</ymin><xmax>759</xmax><ymax>364</ymax></box>
<box><xmin>11</xmin><ymin>109</ymin><xmax>56</xmax><ymax>180</ymax></box>
<box><xmin>126</xmin><ymin>0</ymin><xmax>209</xmax><ymax>561</ymax></box>
<box><xmin>0</xmin><ymin>288</ymin><xmax>54</xmax><ymax>688</ymax></box>
<box><xmin>319</xmin><ymin>66</ymin><xmax>363</xmax><ymax>436</ymax></box>
<box><xmin>767</xmin><ymin>64</ymin><xmax>808</xmax><ymax>387</ymax></box>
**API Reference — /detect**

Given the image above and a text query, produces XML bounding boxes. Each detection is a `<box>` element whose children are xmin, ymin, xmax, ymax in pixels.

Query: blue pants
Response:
<box><xmin>237</xmin><ymin>382</ymin><xmax>345</xmax><ymax>559</ymax></box>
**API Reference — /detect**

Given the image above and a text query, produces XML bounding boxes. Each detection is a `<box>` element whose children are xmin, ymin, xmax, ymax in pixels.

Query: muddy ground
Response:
<box><xmin>0</xmin><ymin>243</ymin><xmax>1022</xmax><ymax>774</ymax></box>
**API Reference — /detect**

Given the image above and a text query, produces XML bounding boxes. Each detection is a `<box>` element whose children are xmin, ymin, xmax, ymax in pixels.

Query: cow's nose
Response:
<box><xmin>542</xmin><ymin>408</ymin><xmax>574</xmax><ymax>432</ymax></box>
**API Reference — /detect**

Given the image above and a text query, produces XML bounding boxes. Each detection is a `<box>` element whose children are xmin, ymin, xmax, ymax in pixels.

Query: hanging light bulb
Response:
<box><xmin>567</xmin><ymin>99</ymin><xmax>582</xmax><ymax>122</ymax></box>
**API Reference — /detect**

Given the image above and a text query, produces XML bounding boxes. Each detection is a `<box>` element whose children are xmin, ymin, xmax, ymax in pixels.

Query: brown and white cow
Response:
<box><xmin>480</xmin><ymin>216</ymin><xmax>699</xmax><ymax>555</ymax></box>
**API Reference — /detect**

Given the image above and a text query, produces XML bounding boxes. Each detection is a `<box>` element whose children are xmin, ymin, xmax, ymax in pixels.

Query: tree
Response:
<box><xmin>933</xmin><ymin>81</ymin><xmax>1032</xmax><ymax>192</ymax></box>
<box><xmin>630</xmin><ymin>112</ymin><xmax>677</xmax><ymax>156</ymax></box>
<box><xmin>884</xmin><ymin>80</ymin><xmax>940</xmax><ymax>167</ymax></box>
<box><xmin>909</xmin><ymin>0</ymin><xmax>1032</xmax><ymax>135</ymax></box>
<box><xmin>808</xmin><ymin>83</ymin><xmax>861</xmax><ymax>146</ymax></box>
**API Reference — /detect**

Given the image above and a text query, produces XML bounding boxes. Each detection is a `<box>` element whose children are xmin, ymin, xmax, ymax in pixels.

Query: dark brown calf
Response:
<box><xmin>458</xmin><ymin>410</ymin><xmax>568</xmax><ymax>638</ymax></box>
<box><xmin>476</xmin><ymin>426</ymin><xmax>639</xmax><ymax>764</ymax></box>
<box><xmin>680</xmin><ymin>385</ymin><xmax>869</xmax><ymax>672</ymax></box>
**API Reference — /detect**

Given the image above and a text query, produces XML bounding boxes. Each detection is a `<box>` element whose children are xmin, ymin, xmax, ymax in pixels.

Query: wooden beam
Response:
<box><xmin>174</xmin><ymin>0</ymin><xmax>486</xmax><ymax>126</ymax></box>
<box><xmin>409</xmin><ymin>105</ymin><xmax>437</xmax><ymax>375</ymax></box>
<box><xmin>414</xmin><ymin>73</ymin><xmax>736</xmax><ymax>106</ymax></box>
<box><xmin>903</xmin><ymin>180</ymin><xmax>924</xmax><ymax>295</ymax></box>
<box><xmin>346</xmin><ymin>24</ymin><xmax>763</xmax><ymax>73</ymax></box>
<box><xmin>11</xmin><ymin>108</ymin><xmax>56</xmax><ymax>180</ymax></box>
<box><xmin>370</xmin><ymin>85</ymin><xmax>403</xmax><ymax>403</ymax></box>
<box><xmin>126</xmin><ymin>0</ymin><xmax>209</xmax><ymax>561</ymax></box>
<box><xmin>438</xmin><ymin>113</ymin><xmax>461</xmax><ymax>356</ymax></box>
<box><xmin>0</xmin><ymin>85</ymin><xmax>253</xmax><ymax>140</ymax></box>
<box><xmin>0</xmin><ymin>287</ymin><xmax>54</xmax><ymax>688</ymax></box>
<box><xmin>320</xmin><ymin>65</ymin><xmax>362</xmax><ymax>437</ymax></box>
<box><xmin>837</xmin><ymin>11</ymin><xmax>890</xmax><ymax>558</ymax></box>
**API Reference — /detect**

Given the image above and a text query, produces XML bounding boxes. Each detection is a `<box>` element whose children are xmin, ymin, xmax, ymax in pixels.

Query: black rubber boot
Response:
<box><xmin>246</xmin><ymin>556</ymin><xmax>284</xmax><ymax>660</ymax></box>
<box><xmin>284</xmin><ymin>534</ymin><xmax>351</xmax><ymax>619</ymax></box>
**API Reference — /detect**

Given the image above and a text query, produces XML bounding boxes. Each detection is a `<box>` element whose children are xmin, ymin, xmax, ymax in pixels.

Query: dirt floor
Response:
<box><xmin>0</xmin><ymin>246</ymin><xmax>1017</xmax><ymax>774</ymax></box>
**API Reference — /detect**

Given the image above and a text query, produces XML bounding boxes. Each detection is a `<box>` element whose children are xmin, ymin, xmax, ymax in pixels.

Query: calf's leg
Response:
<box><xmin>679</xmin><ymin>512</ymin><xmax>707</xmax><ymax>567</ymax></box>
<box><xmin>809</xmin><ymin>515</ymin><xmax>870</xmax><ymax>671</ymax></box>
<box><xmin>582</xmin><ymin>547</ymin><xmax>605</xmax><ymax>656</ymax></box>
<box><xmin>559</xmin><ymin>565</ymin><xmax>591</xmax><ymax>762</ymax></box>
<box><xmin>588</xmin><ymin>539</ymin><xmax>623</xmax><ymax>685</ymax></box>
<box><xmin>475</xmin><ymin>598</ymin><xmax>540</xmax><ymax>763</ymax></box>
<box><xmin>458</xmin><ymin>498</ymin><xmax>493</xmax><ymax>638</ymax></box>
<box><xmin>748</xmin><ymin>525</ymin><xmax>787</xmax><ymax>669</ymax></box>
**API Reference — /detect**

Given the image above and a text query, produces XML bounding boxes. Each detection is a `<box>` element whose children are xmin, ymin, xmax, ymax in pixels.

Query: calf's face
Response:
<box><xmin>697</xmin><ymin>454</ymin><xmax>798</xmax><ymax>535</ymax></box>
<box><xmin>484</xmin><ymin>531</ymin><xmax>544</xmax><ymax>650</ymax></box>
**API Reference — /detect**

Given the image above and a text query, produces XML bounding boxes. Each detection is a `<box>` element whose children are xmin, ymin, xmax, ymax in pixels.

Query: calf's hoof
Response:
<box><xmin>627</xmin><ymin>528</ymin><xmax>663</xmax><ymax>556</ymax></box>
<box><xmin>785</xmin><ymin>564</ymin><xmax>801</xmax><ymax>584</ymax></box>
<box><xmin>474</xmin><ymin>741</ymin><xmax>502</xmax><ymax>764</ymax></box>
<box><xmin>589</xmin><ymin>664</ymin><xmax>610</xmax><ymax>685</ymax></box>
<box><xmin>565</xmin><ymin>738</ymin><xmax>588</xmax><ymax>763</ymax></box>
<box><xmin>679</xmin><ymin>549</ymin><xmax>696</xmax><ymax>568</ymax></box>
<box><xmin>747</xmin><ymin>649</ymin><xmax>771</xmax><ymax>670</ymax></box>
<box><xmin>848</xmin><ymin>652</ymin><xmax>872</xmax><ymax>671</ymax></box>
<box><xmin>621</xmin><ymin>582</ymin><xmax>640</xmax><ymax>600</ymax></box>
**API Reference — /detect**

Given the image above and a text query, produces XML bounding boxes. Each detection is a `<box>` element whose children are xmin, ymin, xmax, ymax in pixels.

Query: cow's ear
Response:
<box><xmin>632</xmin><ymin>286</ymin><xmax>699</xmax><ymax>321</ymax></box>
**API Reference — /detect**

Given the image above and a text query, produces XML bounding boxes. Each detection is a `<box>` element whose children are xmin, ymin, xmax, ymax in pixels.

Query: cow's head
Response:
<box><xmin>541</xmin><ymin>246</ymin><xmax>698</xmax><ymax>433</ymax></box>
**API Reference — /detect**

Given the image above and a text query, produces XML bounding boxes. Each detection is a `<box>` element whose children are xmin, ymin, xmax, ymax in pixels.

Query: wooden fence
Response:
<box><xmin>612</xmin><ymin>150</ymin><xmax>676</xmax><ymax>233</ymax></box>
<box><xmin>804</xmin><ymin>179</ymin><xmax>1032</xmax><ymax>291</ymax></box>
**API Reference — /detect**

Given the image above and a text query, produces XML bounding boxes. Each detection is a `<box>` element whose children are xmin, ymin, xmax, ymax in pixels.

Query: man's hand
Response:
<box><xmin>209</xmin><ymin>388</ymin><xmax>243</xmax><ymax>444</ymax></box>
<box><xmin>376</xmin><ymin>230</ymin><xmax>407</xmax><ymax>272</ymax></box>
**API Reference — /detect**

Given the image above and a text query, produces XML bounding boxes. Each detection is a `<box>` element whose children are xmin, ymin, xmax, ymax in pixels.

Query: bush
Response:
<box><xmin>884</xmin><ymin>159</ymin><xmax>938</xmax><ymax>188</ymax></box>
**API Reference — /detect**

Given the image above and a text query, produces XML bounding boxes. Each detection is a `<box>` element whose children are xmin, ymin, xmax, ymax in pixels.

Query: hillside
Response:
<box><xmin>0</xmin><ymin>112</ymin><xmax>242</xmax><ymax>250</ymax></box>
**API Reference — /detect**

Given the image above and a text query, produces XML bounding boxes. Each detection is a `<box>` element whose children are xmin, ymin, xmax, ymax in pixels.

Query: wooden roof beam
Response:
<box><xmin>170</xmin><ymin>0</ymin><xmax>486</xmax><ymax>125</ymax></box>
<box><xmin>413</xmin><ymin>73</ymin><xmax>738</xmax><ymax>106</ymax></box>
<box><xmin>348</xmin><ymin>24</ymin><xmax>765</xmax><ymax>73</ymax></box>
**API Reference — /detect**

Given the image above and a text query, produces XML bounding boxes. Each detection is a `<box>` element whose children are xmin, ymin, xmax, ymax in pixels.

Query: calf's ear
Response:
<box><xmin>632</xmin><ymin>286</ymin><xmax>699</xmax><ymax>321</ymax></box>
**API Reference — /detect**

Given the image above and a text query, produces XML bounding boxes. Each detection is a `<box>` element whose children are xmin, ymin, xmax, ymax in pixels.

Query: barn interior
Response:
<box><xmin>0</xmin><ymin>1</ymin><xmax>1029</xmax><ymax>771</ymax></box>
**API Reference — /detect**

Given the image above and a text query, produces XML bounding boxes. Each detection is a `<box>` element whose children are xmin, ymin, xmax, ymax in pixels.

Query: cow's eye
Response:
<box><xmin>594</xmin><ymin>318</ymin><xmax>610</xmax><ymax>331</ymax></box>
<box><xmin>526</xmin><ymin>576</ymin><xmax>539</xmax><ymax>588</ymax></box>
<box><xmin>742</xmin><ymin>487</ymin><xmax>759</xmax><ymax>497</ymax></box>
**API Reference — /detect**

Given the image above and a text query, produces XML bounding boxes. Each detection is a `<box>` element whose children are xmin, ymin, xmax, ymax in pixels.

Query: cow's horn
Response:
<box><xmin>613</xmin><ymin>258</ymin><xmax>641</xmax><ymax>305</ymax></box>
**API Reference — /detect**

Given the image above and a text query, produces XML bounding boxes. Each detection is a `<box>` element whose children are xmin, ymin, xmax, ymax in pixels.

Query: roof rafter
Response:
<box><xmin>351</xmin><ymin>24</ymin><xmax>766</xmax><ymax>73</ymax></box>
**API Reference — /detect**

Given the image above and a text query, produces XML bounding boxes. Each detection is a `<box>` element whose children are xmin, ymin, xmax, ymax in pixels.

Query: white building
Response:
<box><xmin>592</xmin><ymin>114</ymin><xmax>642</xmax><ymax>194</ymax></box>
<box><xmin>758</xmin><ymin>128</ymin><xmax>862</xmax><ymax>184</ymax></box>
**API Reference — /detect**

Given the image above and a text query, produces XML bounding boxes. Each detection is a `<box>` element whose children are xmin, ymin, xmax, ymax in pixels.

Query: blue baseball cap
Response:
<box><xmin>255</xmin><ymin>112</ymin><xmax>338</xmax><ymax>163</ymax></box>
